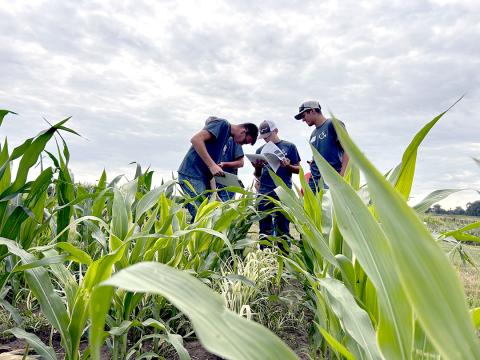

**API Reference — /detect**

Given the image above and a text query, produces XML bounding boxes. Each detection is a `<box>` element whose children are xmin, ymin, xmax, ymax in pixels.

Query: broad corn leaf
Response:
<box><xmin>391</xmin><ymin>98</ymin><xmax>461</xmax><ymax>200</ymax></box>
<box><xmin>90</xmin><ymin>262</ymin><xmax>299</xmax><ymax>360</ymax></box>
<box><xmin>313</xmin><ymin>145</ymin><xmax>413</xmax><ymax>359</ymax></box>
<box><xmin>332</xmin><ymin>116</ymin><xmax>480</xmax><ymax>359</ymax></box>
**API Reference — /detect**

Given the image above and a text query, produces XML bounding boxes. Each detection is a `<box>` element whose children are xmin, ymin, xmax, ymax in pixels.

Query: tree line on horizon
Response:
<box><xmin>427</xmin><ymin>200</ymin><xmax>480</xmax><ymax>216</ymax></box>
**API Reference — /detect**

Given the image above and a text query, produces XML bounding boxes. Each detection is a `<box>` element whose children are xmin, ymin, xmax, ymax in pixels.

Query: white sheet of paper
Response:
<box><xmin>245</xmin><ymin>153</ymin><xmax>267</xmax><ymax>163</ymax></box>
<box><xmin>246</xmin><ymin>142</ymin><xmax>285</xmax><ymax>173</ymax></box>
<box><xmin>261</xmin><ymin>141</ymin><xmax>286</xmax><ymax>161</ymax></box>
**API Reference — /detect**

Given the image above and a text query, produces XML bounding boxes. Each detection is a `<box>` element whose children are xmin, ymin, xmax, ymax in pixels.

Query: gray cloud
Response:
<box><xmin>1</xmin><ymin>0</ymin><xmax>479</xmax><ymax>208</ymax></box>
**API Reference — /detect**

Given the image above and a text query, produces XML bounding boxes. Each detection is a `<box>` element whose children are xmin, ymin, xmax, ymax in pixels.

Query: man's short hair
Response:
<box><xmin>240</xmin><ymin>123</ymin><xmax>258</xmax><ymax>145</ymax></box>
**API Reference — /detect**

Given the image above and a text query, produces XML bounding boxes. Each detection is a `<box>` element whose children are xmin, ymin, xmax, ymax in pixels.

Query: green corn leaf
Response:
<box><xmin>317</xmin><ymin>325</ymin><xmax>355</xmax><ymax>360</ymax></box>
<box><xmin>0</xmin><ymin>205</ymin><xmax>32</xmax><ymax>239</ymax></box>
<box><xmin>471</xmin><ymin>308</ymin><xmax>480</xmax><ymax>329</ymax></box>
<box><xmin>163</xmin><ymin>333</ymin><xmax>191</xmax><ymax>360</ymax></box>
<box><xmin>320</xmin><ymin>277</ymin><xmax>382</xmax><ymax>360</ymax></box>
<box><xmin>0</xmin><ymin>109</ymin><xmax>17</xmax><ymax>127</ymax></box>
<box><xmin>334</xmin><ymin>255</ymin><xmax>356</xmax><ymax>293</ymax></box>
<box><xmin>90</xmin><ymin>170</ymin><xmax>110</xmax><ymax>219</ymax></box>
<box><xmin>0</xmin><ymin>139</ymin><xmax>10</xmax><ymax>193</ymax></box>
<box><xmin>7</xmin><ymin>327</ymin><xmax>56</xmax><ymax>360</ymax></box>
<box><xmin>135</xmin><ymin>179</ymin><xmax>176</xmax><ymax>222</ymax></box>
<box><xmin>90</xmin><ymin>262</ymin><xmax>299</xmax><ymax>360</ymax></box>
<box><xmin>55</xmin><ymin>143</ymin><xmax>75</xmax><ymax>242</ymax></box>
<box><xmin>272</xmin><ymin>184</ymin><xmax>336</xmax><ymax>266</ymax></box>
<box><xmin>413</xmin><ymin>189</ymin><xmax>463</xmax><ymax>214</ymax></box>
<box><xmin>313</xmin><ymin>145</ymin><xmax>413</xmax><ymax>359</ymax></box>
<box><xmin>441</xmin><ymin>219</ymin><xmax>480</xmax><ymax>242</ymax></box>
<box><xmin>13</xmin><ymin>254</ymin><xmax>68</xmax><ymax>272</ymax></box>
<box><xmin>1</xmin><ymin>118</ymin><xmax>71</xmax><ymax>200</ymax></box>
<box><xmin>0</xmin><ymin>238</ymin><xmax>72</xmax><ymax>358</ymax></box>
<box><xmin>112</xmin><ymin>188</ymin><xmax>129</xmax><ymax>240</ymax></box>
<box><xmin>0</xmin><ymin>298</ymin><xmax>23</xmax><ymax>325</ymax></box>
<box><xmin>390</xmin><ymin>97</ymin><xmax>461</xmax><ymax>200</ymax></box>
<box><xmin>332</xmin><ymin>116</ymin><xmax>480</xmax><ymax>359</ymax></box>
<box><xmin>56</xmin><ymin>242</ymin><xmax>93</xmax><ymax>265</ymax></box>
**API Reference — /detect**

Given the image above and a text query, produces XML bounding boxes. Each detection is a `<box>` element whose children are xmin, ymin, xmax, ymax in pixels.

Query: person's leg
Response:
<box><xmin>308</xmin><ymin>176</ymin><xmax>318</xmax><ymax>194</ymax></box>
<box><xmin>217</xmin><ymin>185</ymin><xmax>236</xmax><ymax>202</ymax></box>
<box><xmin>276</xmin><ymin>211</ymin><xmax>290</xmax><ymax>237</ymax></box>
<box><xmin>308</xmin><ymin>176</ymin><xmax>329</xmax><ymax>193</ymax></box>
<box><xmin>217</xmin><ymin>184</ymin><xmax>229</xmax><ymax>202</ymax></box>
<box><xmin>258</xmin><ymin>197</ymin><xmax>273</xmax><ymax>237</ymax></box>
<box><xmin>179</xmin><ymin>174</ymin><xmax>207</xmax><ymax>221</ymax></box>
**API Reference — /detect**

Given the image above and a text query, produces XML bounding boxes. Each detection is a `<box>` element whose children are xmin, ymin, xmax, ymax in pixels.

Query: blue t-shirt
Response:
<box><xmin>222</xmin><ymin>137</ymin><xmax>244</xmax><ymax>175</ymax></box>
<box><xmin>309</xmin><ymin>119</ymin><xmax>344</xmax><ymax>180</ymax></box>
<box><xmin>178</xmin><ymin>117</ymin><xmax>231</xmax><ymax>181</ymax></box>
<box><xmin>256</xmin><ymin>140</ymin><xmax>301</xmax><ymax>194</ymax></box>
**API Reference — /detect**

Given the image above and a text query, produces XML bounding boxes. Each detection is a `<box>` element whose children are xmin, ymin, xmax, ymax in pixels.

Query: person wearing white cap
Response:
<box><xmin>252</xmin><ymin>120</ymin><xmax>301</xmax><ymax>243</ymax></box>
<box><xmin>294</xmin><ymin>100</ymin><xmax>349</xmax><ymax>192</ymax></box>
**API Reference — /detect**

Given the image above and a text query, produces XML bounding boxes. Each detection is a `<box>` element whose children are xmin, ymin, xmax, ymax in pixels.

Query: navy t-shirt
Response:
<box><xmin>309</xmin><ymin>119</ymin><xmax>344</xmax><ymax>180</ymax></box>
<box><xmin>256</xmin><ymin>140</ymin><xmax>301</xmax><ymax>194</ymax></box>
<box><xmin>178</xmin><ymin>117</ymin><xmax>231</xmax><ymax>181</ymax></box>
<box><xmin>222</xmin><ymin>137</ymin><xmax>244</xmax><ymax>175</ymax></box>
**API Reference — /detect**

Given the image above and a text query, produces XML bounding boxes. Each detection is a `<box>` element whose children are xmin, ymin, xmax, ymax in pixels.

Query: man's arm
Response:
<box><xmin>280</xmin><ymin>158</ymin><xmax>300</xmax><ymax>174</ymax></box>
<box><xmin>339</xmin><ymin>151</ymin><xmax>349</xmax><ymax>177</ymax></box>
<box><xmin>190</xmin><ymin>130</ymin><xmax>224</xmax><ymax>176</ymax></box>
<box><xmin>220</xmin><ymin>157</ymin><xmax>244</xmax><ymax>169</ymax></box>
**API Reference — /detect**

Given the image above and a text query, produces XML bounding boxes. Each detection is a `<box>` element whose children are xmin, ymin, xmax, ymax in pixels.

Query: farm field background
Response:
<box><xmin>1</xmin><ymin>109</ymin><xmax>480</xmax><ymax>359</ymax></box>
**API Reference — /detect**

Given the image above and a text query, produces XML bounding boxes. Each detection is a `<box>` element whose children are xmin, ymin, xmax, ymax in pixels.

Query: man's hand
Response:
<box><xmin>252</xmin><ymin>159</ymin><xmax>266</xmax><ymax>168</ymax></box>
<box><xmin>209</xmin><ymin>163</ymin><xmax>224</xmax><ymax>177</ymax></box>
<box><xmin>219</xmin><ymin>162</ymin><xmax>225</xmax><ymax>168</ymax></box>
<box><xmin>280</xmin><ymin>158</ymin><xmax>291</xmax><ymax>167</ymax></box>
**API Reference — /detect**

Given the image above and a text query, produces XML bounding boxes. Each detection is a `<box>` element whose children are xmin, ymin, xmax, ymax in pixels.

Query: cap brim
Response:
<box><xmin>259</xmin><ymin>132</ymin><xmax>272</xmax><ymax>139</ymax></box>
<box><xmin>294</xmin><ymin>111</ymin><xmax>305</xmax><ymax>120</ymax></box>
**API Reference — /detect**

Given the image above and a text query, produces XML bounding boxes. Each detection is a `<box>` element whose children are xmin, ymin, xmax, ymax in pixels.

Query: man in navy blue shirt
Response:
<box><xmin>252</xmin><ymin>120</ymin><xmax>300</xmax><ymax>239</ymax></box>
<box><xmin>178</xmin><ymin>117</ymin><xmax>258</xmax><ymax>220</ymax></box>
<box><xmin>217</xmin><ymin>137</ymin><xmax>244</xmax><ymax>201</ymax></box>
<box><xmin>294</xmin><ymin>101</ymin><xmax>349</xmax><ymax>193</ymax></box>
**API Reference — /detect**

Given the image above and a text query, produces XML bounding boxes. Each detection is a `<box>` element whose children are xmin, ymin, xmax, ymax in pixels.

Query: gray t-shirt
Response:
<box><xmin>178</xmin><ymin>117</ymin><xmax>231</xmax><ymax>181</ymax></box>
<box><xmin>256</xmin><ymin>140</ymin><xmax>301</xmax><ymax>194</ymax></box>
<box><xmin>309</xmin><ymin>119</ymin><xmax>344</xmax><ymax>180</ymax></box>
<box><xmin>222</xmin><ymin>137</ymin><xmax>244</xmax><ymax>175</ymax></box>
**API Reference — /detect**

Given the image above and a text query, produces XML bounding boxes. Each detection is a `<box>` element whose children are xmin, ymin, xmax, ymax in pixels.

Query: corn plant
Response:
<box><xmin>272</xmin><ymin>104</ymin><xmax>480</xmax><ymax>359</ymax></box>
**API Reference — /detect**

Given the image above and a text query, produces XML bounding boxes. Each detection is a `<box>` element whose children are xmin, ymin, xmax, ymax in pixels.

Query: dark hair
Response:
<box><xmin>240</xmin><ymin>123</ymin><xmax>258</xmax><ymax>145</ymax></box>
<box><xmin>310</xmin><ymin>108</ymin><xmax>321</xmax><ymax>115</ymax></box>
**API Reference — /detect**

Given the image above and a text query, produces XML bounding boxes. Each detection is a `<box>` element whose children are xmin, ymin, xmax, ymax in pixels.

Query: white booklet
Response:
<box><xmin>214</xmin><ymin>172</ymin><xmax>244</xmax><ymax>188</ymax></box>
<box><xmin>245</xmin><ymin>141</ymin><xmax>286</xmax><ymax>173</ymax></box>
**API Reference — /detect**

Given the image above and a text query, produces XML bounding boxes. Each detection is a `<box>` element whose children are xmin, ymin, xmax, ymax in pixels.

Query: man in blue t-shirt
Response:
<box><xmin>217</xmin><ymin>137</ymin><xmax>244</xmax><ymax>201</ymax></box>
<box><xmin>178</xmin><ymin>116</ymin><xmax>258</xmax><ymax>220</ymax></box>
<box><xmin>294</xmin><ymin>100</ymin><xmax>349</xmax><ymax>193</ymax></box>
<box><xmin>252</xmin><ymin>120</ymin><xmax>300</xmax><ymax>239</ymax></box>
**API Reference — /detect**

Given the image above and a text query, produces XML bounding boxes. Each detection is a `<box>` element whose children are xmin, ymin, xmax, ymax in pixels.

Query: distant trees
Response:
<box><xmin>466</xmin><ymin>201</ymin><xmax>480</xmax><ymax>216</ymax></box>
<box><xmin>427</xmin><ymin>200</ymin><xmax>480</xmax><ymax>216</ymax></box>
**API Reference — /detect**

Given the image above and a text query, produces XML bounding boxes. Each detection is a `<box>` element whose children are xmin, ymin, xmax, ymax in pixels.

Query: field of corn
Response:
<box><xmin>1</xmin><ymin>107</ymin><xmax>479</xmax><ymax>360</ymax></box>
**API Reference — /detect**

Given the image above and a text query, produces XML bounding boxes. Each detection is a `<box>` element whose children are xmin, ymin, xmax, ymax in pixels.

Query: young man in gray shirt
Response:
<box><xmin>178</xmin><ymin>116</ymin><xmax>258</xmax><ymax>220</ymax></box>
<box><xmin>294</xmin><ymin>100</ymin><xmax>349</xmax><ymax>192</ymax></box>
<box><xmin>252</xmin><ymin>120</ymin><xmax>300</xmax><ymax>240</ymax></box>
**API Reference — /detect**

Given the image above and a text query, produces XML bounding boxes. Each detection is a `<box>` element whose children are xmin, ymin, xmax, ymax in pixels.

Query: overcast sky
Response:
<box><xmin>1</xmin><ymin>0</ymin><xmax>479</xmax><ymax>208</ymax></box>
